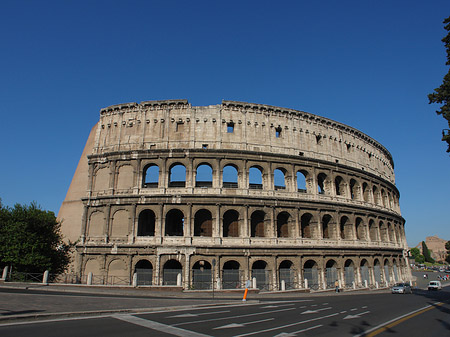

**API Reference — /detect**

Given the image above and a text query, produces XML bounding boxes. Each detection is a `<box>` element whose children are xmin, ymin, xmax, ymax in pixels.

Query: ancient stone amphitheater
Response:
<box><xmin>58</xmin><ymin>99</ymin><xmax>411</xmax><ymax>291</ymax></box>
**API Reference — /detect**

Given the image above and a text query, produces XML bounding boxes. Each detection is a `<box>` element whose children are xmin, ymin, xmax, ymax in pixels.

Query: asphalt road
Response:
<box><xmin>1</xmin><ymin>286</ymin><xmax>449</xmax><ymax>337</ymax></box>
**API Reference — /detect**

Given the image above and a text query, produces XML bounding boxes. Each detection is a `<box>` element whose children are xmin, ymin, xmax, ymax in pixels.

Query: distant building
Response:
<box><xmin>416</xmin><ymin>236</ymin><xmax>448</xmax><ymax>262</ymax></box>
<box><xmin>58</xmin><ymin>100</ymin><xmax>412</xmax><ymax>290</ymax></box>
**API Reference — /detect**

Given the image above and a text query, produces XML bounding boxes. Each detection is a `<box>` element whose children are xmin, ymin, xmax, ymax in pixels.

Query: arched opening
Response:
<box><xmin>317</xmin><ymin>173</ymin><xmax>327</xmax><ymax>194</ymax></box>
<box><xmin>274</xmin><ymin>168</ymin><xmax>286</xmax><ymax>190</ymax></box>
<box><xmin>355</xmin><ymin>217</ymin><xmax>364</xmax><ymax>241</ymax></box>
<box><xmin>169</xmin><ymin>164</ymin><xmax>186</xmax><ymax>187</ymax></box>
<box><xmin>249</xmin><ymin>166</ymin><xmax>263</xmax><ymax>190</ymax></box>
<box><xmin>222</xmin><ymin>260</ymin><xmax>241</xmax><ymax>289</ymax></box>
<box><xmin>301</xmin><ymin>213</ymin><xmax>312</xmax><ymax>238</ymax></box>
<box><xmin>192</xmin><ymin>260</ymin><xmax>212</xmax><ymax>289</ymax></box>
<box><xmin>322</xmin><ymin>214</ymin><xmax>332</xmax><ymax>239</ymax></box>
<box><xmin>163</xmin><ymin>260</ymin><xmax>182</xmax><ymax>286</ymax></box>
<box><xmin>388</xmin><ymin>223</ymin><xmax>395</xmax><ymax>242</ymax></box>
<box><xmin>223</xmin><ymin>165</ymin><xmax>238</xmax><ymax>188</ymax></box>
<box><xmin>344</xmin><ymin>260</ymin><xmax>355</xmax><ymax>287</ymax></box>
<box><xmin>340</xmin><ymin>216</ymin><xmax>350</xmax><ymax>240</ymax></box>
<box><xmin>325</xmin><ymin>260</ymin><xmax>338</xmax><ymax>289</ymax></box>
<box><xmin>393</xmin><ymin>259</ymin><xmax>399</xmax><ymax>282</ymax></box>
<box><xmin>380</xmin><ymin>221</ymin><xmax>388</xmax><ymax>241</ymax></box>
<box><xmin>373</xmin><ymin>186</ymin><xmax>380</xmax><ymax>205</ymax></box>
<box><xmin>297</xmin><ymin>170</ymin><xmax>308</xmax><ymax>193</ymax></box>
<box><xmin>384</xmin><ymin>260</ymin><xmax>391</xmax><ymax>285</ymax></box>
<box><xmin>143</xmin><ymin>164</ymin><xmax>159</xmax><ymax>188</ymax></box>
<box><xmin>350</xmin><ymin>179</ymin><xmax>359</xmax><ymax>200</ymax></box>
<box><xmin>374</xmin><ymin>259</ymin><xmax>382</xmax><ymax>285</ymax></box>
<box><xmin>381</xmin><ymin>189</ymin><xmax>388</xmax><ymax>207</ymax></box>
<box><xmin>251</xmin><ymin>210</ymin><xmax>265</xmax><ymax>237</ymax></box>
<box><xmin>137</xmin><ymin>209</ymin><xmax>155</xmax><ymax>236</ymax></box>
<box><xmin>165</xmin><ymin>209</ymin><xmax>184</xmax><ymax>236</ymax></box>
<box><xmin>223</xmin><ymin>210</ymin><xmax>239</xmax><ymax>237</ymax></box>
<box><xmin>194</xmin><ymin>209</ymin><xmax>212</xmax><ymax>237</ymax></box>
<box><xmin>195</xmin><ymin>164</ymin><xmax>213</xmax><ymax>188</ymax></box>
<box><xmin>252</xmin><ymin>260</ymin><xmax>270</xmax><ymax>290</ymax></box>
<box><xmin>360</xmin><ymin>259</ymin><xmax>370</xmax><ymax>286</ymax></box>
<box><xmin>303</xmin><ymin>260</ymin><xmax>319</xmax><ymax>290</ymax></box>
<box><xmin>362</xmin><ymin>182</ymin><xmax>369</xmax><ymax>202</ymax></box>
<box><xmin>277</xmin><ymin>212</ymin><xmax>291</xmax><ymax>238</ymax></box>
<box><xmin>369</xmin><ymin>219</ymin><xmax>378</xmax><ymax>241</ymax></box>
<box><xmin>135</xmin><ymin>260</ymin><xmax>153</xmax><ymax>285</ymax></box>
<box><xmin>335</xmin><ymin>176</ymin><xmax>345</xmax><ymax>196</ymax></box>
<box><xmin>279</xmin><ymin>260</ymin><xmax>295</xmax><ymax>290</ymax></box>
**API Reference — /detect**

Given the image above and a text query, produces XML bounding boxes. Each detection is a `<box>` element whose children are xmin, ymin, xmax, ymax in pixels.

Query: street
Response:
<box><xmin>0</xmin><ymin>285</ymin><xmax>449</xmax><ymax>336</ymax></box>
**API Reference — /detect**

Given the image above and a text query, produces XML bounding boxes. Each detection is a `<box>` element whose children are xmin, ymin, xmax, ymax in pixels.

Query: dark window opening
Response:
<box><xmin>137</xmin><ymin>210</ymin><xmax>155</xmax><ymax>236</ymax></box>
<box><xmin>223</xmin><ymin>210</ymin><xmax>239</xmax><ymax>237</ymax></box>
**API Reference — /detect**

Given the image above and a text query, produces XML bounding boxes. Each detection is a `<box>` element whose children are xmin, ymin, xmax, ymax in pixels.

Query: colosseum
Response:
<box><xmin>58</xmin><ymin>99</ymin><xmax>411</xmax><ymax>291</ymax></box>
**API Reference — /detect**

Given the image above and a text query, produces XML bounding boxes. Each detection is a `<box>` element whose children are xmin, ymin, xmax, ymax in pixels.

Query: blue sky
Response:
<box><xmin>1</xmin><ymin>0</ymin><xmax>449</xmax><ymax>247</ymax></box>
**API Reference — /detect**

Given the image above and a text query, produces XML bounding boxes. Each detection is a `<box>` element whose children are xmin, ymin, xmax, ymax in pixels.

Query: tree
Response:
<box><xmin>445</xmin><ymin>241</ymin><xmax>450</xmax><ymax>264</ymax></box>
<box><xmin>428</xmin><ymin>16</ymin><xmax>450</xmax><ymax>153</ymax></box>
<box><xmin>415</xmin><ymin>255</ymin><xmax>425</xmax><ymax>264</ymax></box>
<box><xmin>0</xmin><ymin>202</ymin><xmax>72</xmax><ymax>274</ymax></box>
<box><xmin>422</xmin><ymin>241</ymin><xmax>435</xmax><ymax>264</ymax></box>
<box><xmin>410</xmin><ymin>247</ymin><xmax>420</xmax><ymax>258</ymax></box>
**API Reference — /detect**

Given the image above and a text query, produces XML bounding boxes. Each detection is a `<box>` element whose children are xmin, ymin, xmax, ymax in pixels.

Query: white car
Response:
<box><xmin>391</xmin><ymin>283</ymin><xmax>412</xmax><ymax>294</ymax></box>
<box><xmin>427</xmin><ymin>281</ymin><xmax>442</xmax><ymax>290</ymax></box>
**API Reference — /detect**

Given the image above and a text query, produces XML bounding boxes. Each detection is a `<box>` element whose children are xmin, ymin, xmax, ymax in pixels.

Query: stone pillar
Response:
<box><xmin>215</xmin><ymin>204</ymin><xmax>221</xmax><ymax>238</ymax></box>
<box><xmin>243</xmin><ymin>205</ymin><xmax>249</xmax><ymax>238</ymax></box>
<box><xmin>185</xmin><ymin>203</ymin><xmax>192</xmax><ymax>237</ymax></box>
<box><xmin>104</xmin><ymin>205</ymin><xmax>111</xmax><ymax>243</ymax></box>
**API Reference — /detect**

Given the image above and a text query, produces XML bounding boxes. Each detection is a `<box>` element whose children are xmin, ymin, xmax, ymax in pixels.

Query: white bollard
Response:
<box><xmin>1</xmin><ymin>266</ymin><xmax>8</xmax><ymax>280</ymax></box>
<box><xmin>87</xmin><ymin>272</ymin><xmax>93</xmax><ymax>285</ymax></box>
<box><xmin>352</xmin><ymin>281</ymin><xmax>356</xmax><ymax>289</ymax></box>
<box><xmin>132</xmin><ymin>273</ymin><xmax>138</xmax><ymax>287</ymax></box>
<box><xmin>364</xmin><ymin>280</ymin><xmax>368</xmax><ymax>288</ymax></box>
<box><xmin>42</xmin><ymin>270</ymin><xmax>49</xmax><ymax>285</ymax></box>
<box><xmin>375</xmin><ymin>281</ymin><xmax>379</xmax><ymax>289</ymax></box>
<box><xmin>252</xmin><ymin>277</ymin><xmax>257</xmax><ymax>289</ymax></box>
<box><xmin>304</xmin><ymin>279</ymin><xmax>309</xmax><ymax>289</ymax></box>
<box><xmin>177</xmin><ymin>273</ymin><xmax>182</xmax><ymax>286</ymax></box>
<box><xmin>281</xmin><ymin>280</ymin><xmax>286</xmax><ymax>291</ymax></box>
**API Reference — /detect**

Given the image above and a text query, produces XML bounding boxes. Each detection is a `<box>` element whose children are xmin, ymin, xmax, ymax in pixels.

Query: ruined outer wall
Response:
<box><xmin>95</xmin><ymin>100</ymin><xmax>395</xmax><ymax>184</ymax></box>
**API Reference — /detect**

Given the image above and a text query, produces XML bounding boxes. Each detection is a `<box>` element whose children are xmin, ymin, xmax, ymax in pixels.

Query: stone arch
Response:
<box><xmin>251</xmin><ymin>210</ymin><xmax>266</xmax><ymax>237</ymax></box>
<box><xmin>373</xmin><ymin>186</ymin><xmax>380</xmax><ymax>205</ymax></box>
<box><xmin>251</xmin><ymin>260</ymin><xmax>270</xmax><ymax>290</ymax></box>
<box><xmin>134</xmin><ymin>259</ymin><xmax>153</xmax><ymax>285</ymax></box>
<box><xmin>297</xmin><ymin>170</ymin><xmax>308</xmax><ymax>193</ymax></box>
<box><xmin>137</xmin><ymin>209</ymin><xmax>155</xmax><ymax>236</ymax></box>
<box><xmin>274</xmin><ymin>168</ymin><xmax>286</xmax><ymax>190</ymax></box>
<box><xmin>163</xmin><ymin>259</ymin><xmax>183</xmax><ymax>286</ymax></box>
<box><xmin>143</xmin><ymin>163</ymin><xmax>159</xmax><ymax>188</ymax></box>
<box><xmin>349</xmin><ymin>179</ymin><xmax>359</xmax><ymax>200</ymax></box>
<box><xmin>344</xmin><ymin>259</ymin><xmax>355</xmax><ymax>287</ymax></box>
<box><xmin>84</xmin><ymin>259</ymin><xmax>100</xmax><ymax>277</ymax></box>
<box><xmin>300</xmin><ymin>213</ymin><xmax>313</xmax><ymax>238</ymax></box>
<box><xmin>222</xmin><ymin>260</ymin><xmax>241</xmax><ymax>289</ymax></box>
<box><xmin>322</xmin><ymin>214</ymin><xmax>332</xmax><ymax>239</ymax></box>
<box><xmin>169</xmin><ymin>163</ymin><xmax>186</xmax><ymax>187</ymax></box>
<box><xmin>355</xmin><ymin>217</ymin><xmax>365</xmax><ymax>241</ymax></box>
<box><xmin>317</xmin><ymin>173</ymin><xmax>327</xmax><ymax>194</ymax></box>
<box><xmin>279</xmin><ymin>260</ymin><xmax>295</xmax><ymax>290</ymax></box>
<box><xmin>87</xmin><ymin>211</ymin><xmax>105</xmax><ymax>237</ymax></box>
<box><xmin>373</xmin><ymin>258</ymin><xmax>382</xmax><ymax>285</ymax></box>
<box><xmin>93</xmin><ymin>166</ymin><xmax>109</xmax><ymax>192</ymax></box>
<box><xmin>192</xmin><ymin>260</ymin><xmax>212</xmax><ymax>290</ymax></box>
<box><xmin>107</xmin><ymin>259</ymin><xmax>129</xmax><ymax>283</ymax></box>
<box><xmin>277</xmin><ymin>211</ymin><xmax>291</xmax><ymax>238</ymax></box>
<box><xmin>340</xmin><ymin>216</ymin><xmax>351</xmax><ymax>240</ymax></box>
<box><xmin>335</xmin><ymin>176</ymin><xmax>346</xmax><ymax>197</ymax></box>
<box><xmin>362</xmin><ymin>182</ymin><xmax>370</xmax><ymax>202</ymax></box>
<box><xmin>195</xmin><ymin>163</ymin><xmax>213</xmax><ymax>188</ymax></box>
<box><xmin>360</xmin><ymin>259</ymin><xmax>370</xmax><ymax>286</ymax></box>
<box><xmin>384</xmin><ymin>259</ymin><xmax>391</xmax><ymax>285</ymax></box>
<box><xmin>110</xmin><ymin>209</ymin><xmax>129</xmax><ymax>238</ymax></box>
<box><xmin>165</xmin><ymin>209</ymin><xmax>184</xmax><ymax>236</ymax></box>
<box><xmin>325</xmin><ymin>259</ymin><xmax>338</xmax><ymax>289</ymax></box>
<box><xmin>249</xmin><ymin>165</ymin><xmax>263</xmax><ymax>190</ymax></box>
<box><xmin>303</xmin><ymin>259</ymin><xmax>319</xmax><ymax>290</ymax></box>
<box><xmin>223</xmin><ymin>209</ymin><xmax>240</xmax><ymax>237</ymax></box>
<box><xmin>223</xmin><ymin>164</ymin><xmax>238</xmax><ymax>188</ymax></box>
<box><xmin>116</xmin><ymin>164</ymin><xmax>134</xmax><ymax>190</ymax></box>
<box><xmin>194</xmin><ymin>209</ymin><xmax>213</xmax><ymax>237</ymax></box>
<box><xmin>369</xmin><ymin>219</ymin><xmax>378</xmax><ymax>241</ymax></box>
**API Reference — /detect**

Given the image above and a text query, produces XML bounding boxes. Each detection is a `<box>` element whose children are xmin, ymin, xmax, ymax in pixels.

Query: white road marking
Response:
<box><xmin>343</xmin><ymin>311</ymin><xmax>370</xmax><ymax>320</ymax></box>
<box><xmin>112</xmin><ymin>314</ymin><xmax>211</xmax><ymax>337</ymax></box>
<box><xmin>350</xmin><ymin>308</ymin><xmax>357</xmax><ymax>311</ymax></box>
<box><xmin>274</xmin><ymin>324</ymin><xmax>323</xmax><ymax>336</ymax></box>
<box><xmin>234</xmin><ymin>312</ymin><xmax>339</xmax><ymax>337</ymax></box>
<box><xmin>174</xmin><ymin>307</ymin><xmax>296</xmax><ymax>326</ymax></box>
<box><xmin>168</xmin><ymin>310</ymin><xmax>230</xmax><ymax>318</ymax></box>
<box><xmin>262</xmin><ymin>303</ymin><xmax>295</xmax><ymax>309</ymax></box>
<box><xmin>214</xmin><ymin>318</ymin><xmax>274</xmax><ymax>329</ymax></box>
<box><xmin>301</xmin><ymin>307</ymin><xmax>332</xmax><ymax>314</ymax></box>
<box><xmin>362</xmin><ymin>306</ymin><xmax>368</xmax><ymax>309</ymax></box>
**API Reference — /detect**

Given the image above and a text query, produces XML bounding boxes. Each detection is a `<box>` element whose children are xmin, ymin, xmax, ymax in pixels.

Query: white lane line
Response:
<box><xmin>343</xmin><ymin>311</ymin><xmax>371</xmax><ymax>320</ymax></box>
<box><xmin>274</xmin><ymin>324</ymin><xmax>323</xmax><ymax>336</ymax></box>
<box><xmin>362</xmin><ymin>306</ymin><xmax>368</xmax><ymax>309</ymax></box>
<box><xmin>173</xmin><ymin>307</ymin><xmax>296</xmax><ymax>327</ymax></box>
<box><xmin>112</xmin><ymin>314</ymin><xmax>211</xmax><ymax>337</ymax></box>
<box><xmin>350</xmin><ymin>308</ymin><xmax>357</xmax><ymax>311</ymax></box>
<box><xmin>214</xmin><ymin>318</ymin><xmax>274</xmax><ymax>329</ymax></box>
<box><xmin>234</xmin><ymin>312</ymin><xmax>340</xmax><ymax>337</ymax></box>
<box><xmin>167</xmin><ymin>310</ymin><xmax>230</xmax><ymax>318</ymax></box>
<box><xmin>301</xmin><ymin>307</ymin><xmax>332</xmax><ymax>314</ymax></box>
<box><xmin>262</xmin><ymin>303</ymin><xmax>295</xmax><ymax>308</ymax></box>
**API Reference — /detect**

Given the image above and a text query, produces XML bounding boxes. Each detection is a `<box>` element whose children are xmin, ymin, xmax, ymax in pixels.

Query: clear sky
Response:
<box><xmin>1</xmin><ymin>0</ymin><xmax>449</xmax><ymax>247</ymax></box>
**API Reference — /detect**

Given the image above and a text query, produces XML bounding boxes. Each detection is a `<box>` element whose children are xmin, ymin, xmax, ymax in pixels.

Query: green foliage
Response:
<box><xmin>421</xmin><ymin>241</ymin><xmax>435</xmax><ymax>264</ymax></box>
<box><xmin>0</xmin><ymin>202</ymin><xmax>72</xmax><ymax>274</ymax></box>
<box><xmin>410</xmin><ymin>247</ymin><xmax>420</xmax><ymax>258</ymax></box>
<box><xmin>415</xmin><ymin>255</ymin><xmax>425</xmax><ymax>264</ymax></box>
<box><xmin>428</xmin><ymin>16</ymin><xmax>450</xmax><ymax>153</ymax></box>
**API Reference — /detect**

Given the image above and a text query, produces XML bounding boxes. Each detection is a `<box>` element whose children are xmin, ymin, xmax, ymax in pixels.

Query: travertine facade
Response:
<box><xmin>58</xmin><ymin>99</ymin><xmax>411</xmax><ymax>290</ymax></box>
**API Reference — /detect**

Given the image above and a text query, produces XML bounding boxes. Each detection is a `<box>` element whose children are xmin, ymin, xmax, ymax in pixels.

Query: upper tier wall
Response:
<box><xmin>94</xmin><ymin>100</ymin><xmax>395</xmax><ymax>184</ymax></box>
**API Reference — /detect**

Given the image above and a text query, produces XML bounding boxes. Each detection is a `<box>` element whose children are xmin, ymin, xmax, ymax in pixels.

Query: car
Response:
<box><xmin>391</xmin><ymin>283</ymin><xmax>412</xmax><ymax>294</ymax></box>
<box><xmin>428</xmin><ymin>281</ymin><xmax>442</xmax><ymax>290</ymax></box>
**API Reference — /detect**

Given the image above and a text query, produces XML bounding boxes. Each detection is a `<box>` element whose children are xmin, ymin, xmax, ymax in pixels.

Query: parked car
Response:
<box><xmin>391</xmin><ymin>283</ymin><xmax>412</xmax><ymax>294</ymax></box>
<box><xmin>428</xmin><ymin>281</ymin><xmax>442</xmax><ymax>290</ymax></box>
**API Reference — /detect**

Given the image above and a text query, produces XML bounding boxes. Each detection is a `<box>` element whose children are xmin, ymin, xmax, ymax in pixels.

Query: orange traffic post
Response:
<box><xmin>242</xmin><ymin>287</ymin><xmax>248</xmax><ymax>301</ymax></box>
